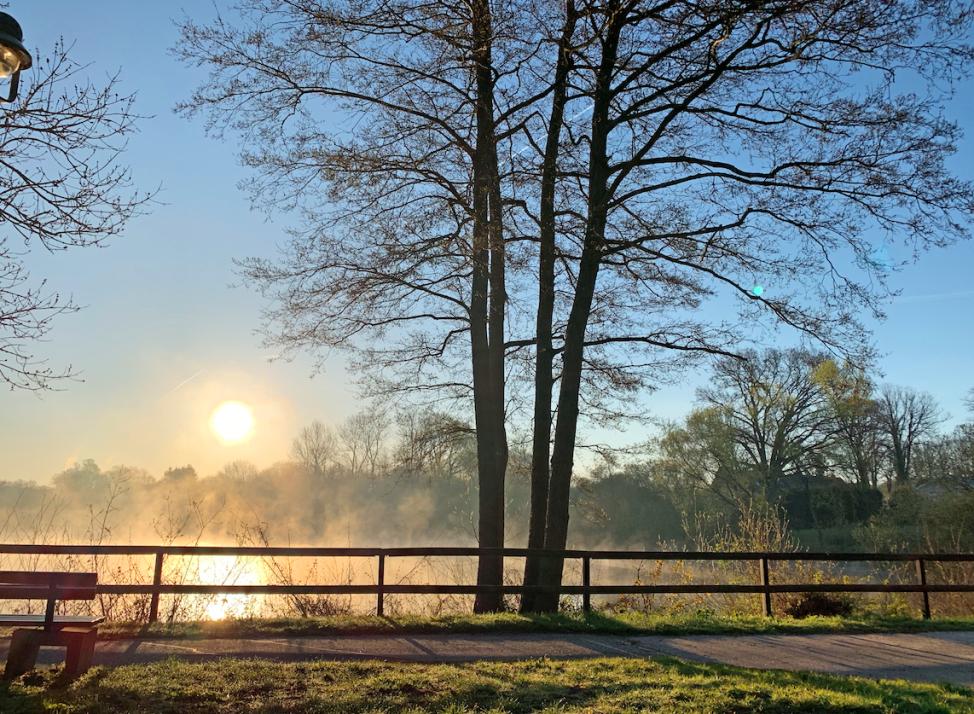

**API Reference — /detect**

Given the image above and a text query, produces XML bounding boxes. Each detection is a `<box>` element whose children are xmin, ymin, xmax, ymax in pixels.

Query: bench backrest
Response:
<box><xmin>0</xmin><ymin>571</ymin><xmax>98</xmax><ymax>601</ymax></box>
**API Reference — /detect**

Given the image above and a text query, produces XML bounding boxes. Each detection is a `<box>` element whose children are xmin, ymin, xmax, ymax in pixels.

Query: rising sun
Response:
<box><xmin>209</xmin><ymin>401</ymin><xmax>255</xmax><ymax>444</ymax></box>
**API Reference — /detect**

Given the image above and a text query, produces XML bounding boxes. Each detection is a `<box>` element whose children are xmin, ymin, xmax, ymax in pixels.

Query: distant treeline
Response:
<box><xmin>3</xmin><ymin>349</ymin><xmax>973</xmax><ymax>552</ymax></box>
<box><xmin>655</xmin><ymin>349</ymin><xmax>974</xmax><ymax>550</ymax></box>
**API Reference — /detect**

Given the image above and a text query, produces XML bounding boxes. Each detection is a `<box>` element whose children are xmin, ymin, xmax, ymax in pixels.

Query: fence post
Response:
<box><xmin>148</xmin><ymin>550</ymin><xmax>164</xmax><ymax>623</ymax></box>
<box><xmin>915</xmin><ymin>558</ymin><xmax>931</xmax><ymax>620</ymax></box>
<box><xmin>759</xmin><ymin>556</ymin><xmax>773</xmax><ymax>617</ymax></box>
<box><xmin>376</xmin><ymin>553</ymin><xmax>386</xmax><ymax>617</ymax></box>
<box><xmin>582</xmin><ymin>556</ymin><xmax>591</xmax><ymax>613</ymax></box>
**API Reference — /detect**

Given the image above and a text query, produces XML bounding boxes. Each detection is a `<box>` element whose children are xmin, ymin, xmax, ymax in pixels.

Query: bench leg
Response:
<box><xmin>63</xmin><ymin>630</ymin><xmax>97</xmax><ymax>677</ymax></box>
<box><xmin>3</xmin><ymin>630</ymin><xmax>40</xmax><ymax>680</ymax></box>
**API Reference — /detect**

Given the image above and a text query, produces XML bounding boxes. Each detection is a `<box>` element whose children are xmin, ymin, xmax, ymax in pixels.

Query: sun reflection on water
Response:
<box><xmin>196</xmin><ymin>555</ymin><xmax>263</xmax><ymax>620</ymax></box>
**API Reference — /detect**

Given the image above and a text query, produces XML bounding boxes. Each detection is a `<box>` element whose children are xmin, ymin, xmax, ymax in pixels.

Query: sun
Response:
<box><xmin>209</xmin><ymin>401</ymin><xmax>255</xmax><ymax>444</ymax></box>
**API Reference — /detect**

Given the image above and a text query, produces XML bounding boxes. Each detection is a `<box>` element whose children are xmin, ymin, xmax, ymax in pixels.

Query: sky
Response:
<box><xmin>1</xmin><ymin>1</ymin><xmax>973</xmax><ymax>483</ymax></box>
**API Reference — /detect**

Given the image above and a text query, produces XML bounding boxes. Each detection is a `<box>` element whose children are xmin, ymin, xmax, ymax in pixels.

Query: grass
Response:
<box><xmin>2</xmin><ymin>656</ymin><xmax>971</xmax><ymax>713</ymax></box>
<box><xmin>94</xmin><ymin>610</ymin><xmax>974</xmax><ymax>640</ymax></box>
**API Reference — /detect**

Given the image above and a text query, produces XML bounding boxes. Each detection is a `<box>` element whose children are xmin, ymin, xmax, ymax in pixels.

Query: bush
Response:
<box><xmin>784</xmin><ymin>592</ymin><xmax>853</xmax><ymax>619</ymax></box>
<box><xmin>778</xmin><ymin>478</ymin><xmax>883</xmax><ymax>530</ymax></box>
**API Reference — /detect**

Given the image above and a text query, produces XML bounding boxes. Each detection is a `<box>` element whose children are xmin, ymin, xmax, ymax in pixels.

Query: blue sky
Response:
<box><xmin>1</xmin><ymin>1</ymin><xmax>972</xmax><ymax>482</ymax></box>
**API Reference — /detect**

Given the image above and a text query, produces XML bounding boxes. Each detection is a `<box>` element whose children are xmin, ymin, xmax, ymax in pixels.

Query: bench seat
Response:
<box><xmin>0</xmin><ymin>614</ymin><xmax>104</xmax><ymax>628</ymax></box>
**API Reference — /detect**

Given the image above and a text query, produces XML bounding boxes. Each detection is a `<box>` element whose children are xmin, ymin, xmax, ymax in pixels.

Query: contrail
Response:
<box><xmin>505</xmin><ymin>102</ymin><xmax>595</xmax><ymax>165</ymax></box>
<box><xmin>166</xmin><ymin>369</ymin><xmax>204</xmax><ymax>395</ymax></box>
<box><xmin>567</xmin><ymin>102</ymin><xmax>595</xmax><ymax>123</ymax></box>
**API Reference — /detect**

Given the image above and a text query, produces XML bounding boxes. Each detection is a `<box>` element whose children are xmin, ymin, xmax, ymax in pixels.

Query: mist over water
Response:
<box><xmin>4</xmin><ymin>375</ymin><xmax>973</xmax><ymax>622</ymax></box>
<box><xmin>0</xmin><ymin>414</ymin><xmax>688</xmax><ymax>620</ymax></box>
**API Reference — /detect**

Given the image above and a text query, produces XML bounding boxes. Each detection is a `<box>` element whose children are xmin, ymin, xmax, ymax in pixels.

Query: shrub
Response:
<box><xmin>784</xmin><ymin>592</ymin><xmax>853</xmax><ymax>619</ymax></box>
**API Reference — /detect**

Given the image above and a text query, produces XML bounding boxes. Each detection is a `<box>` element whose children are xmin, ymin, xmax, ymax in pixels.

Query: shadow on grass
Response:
<box><xmin>1</xmin><ymin>657</ymin><xmax>971</xmax><ymax>713</ymax></box>
<box><xmin>657</xmin><ymin>658</ymin><xmax>974</xmax><ymax>714</ymax></box>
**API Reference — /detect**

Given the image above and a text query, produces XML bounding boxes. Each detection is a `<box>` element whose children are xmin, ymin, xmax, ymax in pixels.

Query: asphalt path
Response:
<box><xmin>6</xmin><ymin>631</ymin><xmax>974</xmax><ymax>686</ymax></box>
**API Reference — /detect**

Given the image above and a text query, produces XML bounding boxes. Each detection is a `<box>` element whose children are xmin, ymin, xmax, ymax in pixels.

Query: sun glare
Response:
<box><xmin>198</xmin><ymin>556</ymin><xmax>262</xmax><ymax>620</ymax></box>
<box><xmin>209</xmin><ymin>401</ymin><xmax>255</xmax><ymax>444</ymax></box>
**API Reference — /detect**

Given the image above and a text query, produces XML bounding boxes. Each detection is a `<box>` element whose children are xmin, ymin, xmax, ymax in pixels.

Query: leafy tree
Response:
<box><xmin>860</xmin><ymin>487</ymin><xmax>974</xmax><ymax>552</ymax></box>
<box><xmin>658</xmin><ymin>352</ymin><xmax>886</xmax><ymax>542</ymax></box>
<box><xmin>778</xmin><ymin>477</ymin><xmax>882</xmax><ymax>531</ymax></box>
<box><xmin>572</xmin><ymin>463</ymin><xmax>682</xmax><ymax>547</ymax></box>
<box><xmin>814</xmin><ymin>360</ymin><xmax>883</xmax><ymax>488</ymax></box>
<box><xmin>657</xmin><ymin>406</ymin><xmax>755</xmax><ymax>510</ymax></box>
<box><xmin>52</xmin><ymin>459</ymin><xmax>110</xmax><ymax>502</ymax></box>
<box><xmin>162</xmin><ymin>466</ymin><xmax>199</xmax><ymax>483</ymax></box>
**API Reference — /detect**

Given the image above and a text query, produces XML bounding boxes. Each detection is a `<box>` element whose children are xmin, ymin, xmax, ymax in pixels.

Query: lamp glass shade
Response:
<box><xmin>0</xmin><ymin>44</ymin><xmax>21</xmax><ymax>79</ymax></box>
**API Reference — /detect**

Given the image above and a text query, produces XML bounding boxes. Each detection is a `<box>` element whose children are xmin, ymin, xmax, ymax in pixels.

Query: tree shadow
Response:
<box><xmin>1</xmin><ymin>657</ymin><xmax>971</xmax><ymax>713</ymax></box>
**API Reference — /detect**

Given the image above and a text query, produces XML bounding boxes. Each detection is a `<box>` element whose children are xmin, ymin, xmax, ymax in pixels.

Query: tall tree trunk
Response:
<box><xmin>522</xmin><ymin>1</ymin><xmax>578</xmax><ymax>614</ymax></box>
<box><xmin>532</xmin><ymin>7</ymin><xmax>622</xmax><ymax>613</ymax></box>
<box><xmin>891</xmin><ymin>431</ymin><xmax>907</xmax><ymax>484</ymax></box>
<box><xmin>471</xmin><ymin>0</ymin><xmax>508</xmax><ymax>613</ymax></box>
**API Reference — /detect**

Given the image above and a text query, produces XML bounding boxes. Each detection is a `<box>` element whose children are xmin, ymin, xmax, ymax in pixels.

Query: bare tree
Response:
<box><xmin>1</xmin><ymin>40</ymin><xmax>148</xmax><ymax>390</ymax></box>
<box><xmin>911</xmin><ymin>430</ymin><xmax>973</xmax><ymax>491</ymax></box>
<box><xmin>291</xmin><ymin>420</ymin><xmax>337</xmax><ymax>540</ymax></box>
<box><xmin>395</xmin><ymin>409</ymin><xmax>474</xmax><ymax>482</ymax></box>
<box><xmin>877</xmin><ymin>386</ymin><xmax>943</xmax><ymax>486</ymax></box>
<box><xmin>176</xmin><ymin>0</ymin><xmax>518</xmax><ymax>611</ymax></box>
<box><xmin>700</xmin><ymin>349</ymin><xmax>836</xmax><ymax>488</ymax></box>
<box><xmin>338</xmin><ymin>410</ymin><xmax>390</xmax><ymax>478</ymax></box>
<box><xmin>217</xmin><ymin>460</ymin><xmax>259</xmax><ymax>482</ymax></box>
<box><xmin>519</xmin><ymin>0</ymin><xmax>584</xmax><ymax>613</ymax></box>
<box><xmin>177</xmin><ymin>0</ymin><xmax>974</xmax><ymax>613</ymax></box>
<box><xmin>291</xmin><ymin>420</ymin><xmax>336</xmax><ymax>478</ymax></box>
<box><xmin>525</xmin><ymin>0</ymin><xmax>974</xmax><ymax>611</ymax></box>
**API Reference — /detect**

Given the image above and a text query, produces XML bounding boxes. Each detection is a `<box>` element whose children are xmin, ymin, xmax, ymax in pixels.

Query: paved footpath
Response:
<box><xmin>8</xmin><ymin>631</ymin><xmax>974</xmax><ymax>686</ymax></box>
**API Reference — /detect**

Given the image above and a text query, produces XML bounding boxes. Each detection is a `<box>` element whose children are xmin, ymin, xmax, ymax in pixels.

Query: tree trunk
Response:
<box><xmin>522</xmin><ymin>1</ymin><xmax>578</xmax><ymax>613</ymax></box>
<box><xmin>470</xmin><ymin>0</ymin><xmax>508</xmax><ymax>613</ymax></box>
<box><xmin>532</xmin><ymin>8</ymin><xmax>622</xmax><ymax>612</ymax></box>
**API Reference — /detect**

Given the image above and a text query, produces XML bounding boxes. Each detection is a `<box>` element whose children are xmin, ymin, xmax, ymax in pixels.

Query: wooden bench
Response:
<box><xmin>1</xmin><ymin>571</ymin><xmax>103</xmax><ymax>678</ymax></box>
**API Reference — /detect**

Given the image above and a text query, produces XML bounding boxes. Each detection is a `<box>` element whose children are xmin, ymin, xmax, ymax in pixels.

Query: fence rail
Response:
<box><xmin>3</xmin><ymin>544</ymin><xmax>972</xmax><ymax>621</ymax></box>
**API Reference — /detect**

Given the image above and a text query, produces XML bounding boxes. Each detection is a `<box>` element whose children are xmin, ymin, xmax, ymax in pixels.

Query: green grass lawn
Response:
<box><xmin>2</xmin><ymin>656</ymin><xmax>971</xmax><ymax>713</ymax></box>
<box><xmin>95</xmin><ymin>610</ymin><xmax>974</xmax><ymax>640</ymax></box>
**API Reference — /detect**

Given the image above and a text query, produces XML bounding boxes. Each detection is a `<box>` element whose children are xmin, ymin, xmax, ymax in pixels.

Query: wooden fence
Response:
<box><xmin>2</xmin><ymin>544</ymin><xmax>972</xmax><ymax>622</ymax></box>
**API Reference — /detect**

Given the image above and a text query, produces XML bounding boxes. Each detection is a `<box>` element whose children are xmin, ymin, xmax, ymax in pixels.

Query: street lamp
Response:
<box><xmin>0</xmin><ymin>12</ymin><xmax>31</xmax><ymax>102</ymax></box>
